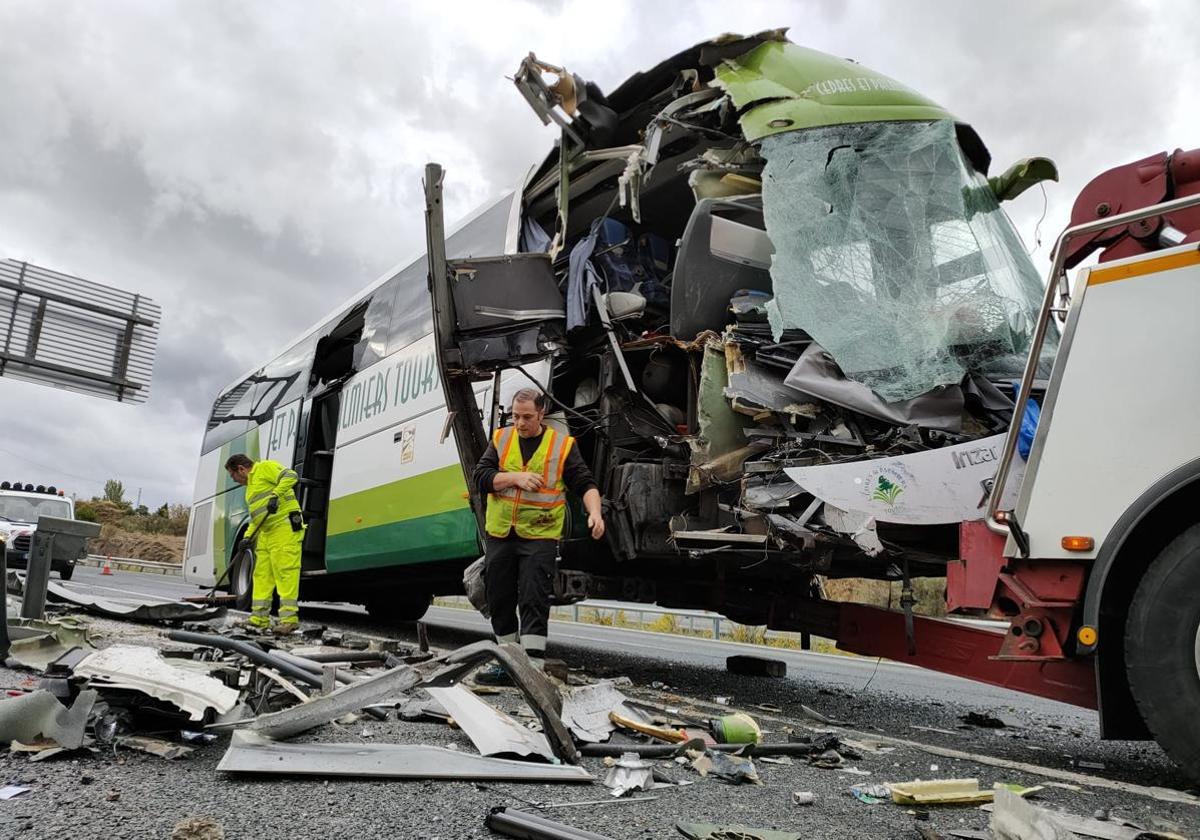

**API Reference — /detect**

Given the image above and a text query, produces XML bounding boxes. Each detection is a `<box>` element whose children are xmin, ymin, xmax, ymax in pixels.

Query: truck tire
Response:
<box><xmin>230</xmin><ymin>547</ymin><xmax>255</xmax><ymax>613</ymax></box>
<box><xmin>1125</xmin><ymin>523</ymin><xmax>1200</xmax><ymax>781</ymax></box>
<box><xmin>58</xmin><ymin>563</ymin><xmax>75</xmax><ymax>582</ymax></box>
<box><xmin>366</xmin><ymin>592</ymin><xmax>431</xmax><ymax>624</ymax></box>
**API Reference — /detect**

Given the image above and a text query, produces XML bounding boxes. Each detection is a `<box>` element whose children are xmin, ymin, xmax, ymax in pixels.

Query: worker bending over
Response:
<box><xmin>472</xmin><ymin>388</ymin><xmax>605</xmax><ymax>680</ymax></box>
<box><xmin>225</xmin><ymin>453</ymin><xmax>304</xmax><ymax>635</ymax></box>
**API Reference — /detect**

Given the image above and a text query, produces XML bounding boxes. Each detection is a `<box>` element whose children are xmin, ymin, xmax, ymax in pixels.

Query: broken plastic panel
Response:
<box><xmin>761</xmin><ymin>120</ymin><xmax>1055</xmax><ymax>402</ymax></box>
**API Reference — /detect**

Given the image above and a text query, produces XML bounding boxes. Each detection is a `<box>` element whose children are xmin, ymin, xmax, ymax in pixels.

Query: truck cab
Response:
<box><xmin>0</xmin><ymin>482</ymin><xmax>79</xmax><ymax>580</ymax></box>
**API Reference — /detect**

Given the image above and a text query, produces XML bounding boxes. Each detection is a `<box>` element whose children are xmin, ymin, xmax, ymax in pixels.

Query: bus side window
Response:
<box><xmin>201</xmin><ymin>372</ymin><xmax>263</xmax><ymax>454</ymax></box>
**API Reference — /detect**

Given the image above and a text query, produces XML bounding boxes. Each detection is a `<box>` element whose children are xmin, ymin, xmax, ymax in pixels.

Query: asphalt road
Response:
<box><xmin>3</xmin><ymin>566</ymin><xmax>1195</xmax><ymax>840</ymax></box>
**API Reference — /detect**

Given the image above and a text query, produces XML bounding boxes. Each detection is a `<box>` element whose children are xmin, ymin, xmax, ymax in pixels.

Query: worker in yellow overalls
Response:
<box><xmin>225</xmin><ymin>453</ymin><xmax>304</xmax><ymax>635</ymax></box>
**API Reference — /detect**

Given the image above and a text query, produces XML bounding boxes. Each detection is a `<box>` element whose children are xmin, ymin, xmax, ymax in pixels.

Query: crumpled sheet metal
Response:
<box><xmin>424</xmin><ymin>684</ymin><xmax>554</xmax><ymax>761</ymax></box>
<box><xmin>424</xmin><ymin>640</ymin><xmax>580</xmax><ymax>764</ymax></box>
<box><xmin>46</xmin><ymin>580</ymin><xmax>226</xmax><ymax>623</ymax></box>
<box><xmin>75</xmin><ymin>645</ymin><xmax>239</xmax><ymax>721</ymax></box>
<box><xmin>0</xmin><ymin>689</ymin><xmax>97</xmax><ymax>750</ymax></box>
<box><xmin>785</xmin><ymin>433</ymin><xmax>1026</xmax><ymax>525</ymax></box>
<box><xmin>217</xmin><ymin>730</ymin><xmax>592</xmax><ymax>782</ymax></box>
<box><xmin>215</xmin><ymin>663</ymin><xmax>421</xmax><ymax>740</ymax></box>
<box><xmin>559</xmin><ymin>680</ymin><xmax>641</xmax><ymax>743</ymax></box>
<box><xmin>761</xmin><ymin>119</ymin><xmax>1051</xmax><ymax>402</ymax></box>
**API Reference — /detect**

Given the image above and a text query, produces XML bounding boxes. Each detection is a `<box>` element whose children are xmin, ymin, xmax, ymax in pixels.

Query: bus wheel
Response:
<box><xmin>366</xmin><ymin>592</ymin><xmax>431</xmax><ymax>624</ymax></box>
<box><xmin>1126</xmin><ymin>522</ymin><xmax>1200</xmax><ymax>782</ymax></box>
<box><xmin>231</xmin><ymin>547</ymin><xmax>255</xmax><ymax>613</ymax></box>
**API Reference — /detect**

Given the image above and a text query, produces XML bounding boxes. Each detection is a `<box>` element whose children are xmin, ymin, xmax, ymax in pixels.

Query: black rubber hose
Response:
<box><xmin>166</xmin><ymin>630</ymin><xmax>321</xmax><ymax>688</ymax></box>
<box><xmin>486</xmin><ymin>808</ymin><xmax>615</xmax><ymax>840</ymax></box>
<box><xmin>292</xmin><ymin>650</ymin><xmax>388</xmax><ymax>664</ymax></box>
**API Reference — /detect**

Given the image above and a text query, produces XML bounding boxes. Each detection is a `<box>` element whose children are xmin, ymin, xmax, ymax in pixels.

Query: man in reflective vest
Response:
<box><xmin>225</xmin><ymin>453</ymin><xmax>305</xmax><ymax>635</ymax></box>
<box><xmin>472</xmin><ymin>388</ymin><xmax>604</xmax><ymax>680</ymax></box>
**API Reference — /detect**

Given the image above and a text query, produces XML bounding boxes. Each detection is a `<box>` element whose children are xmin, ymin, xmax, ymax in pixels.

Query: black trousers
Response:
<box><xmin>483</xmin><ymin>535</ymin><xmax>556</xmax><ymax>647</ymax></box>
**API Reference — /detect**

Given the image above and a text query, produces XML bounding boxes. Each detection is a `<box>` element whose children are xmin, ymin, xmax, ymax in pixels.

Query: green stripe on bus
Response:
<box><xmin>326</xmin><ymin>464</ymin><xmax>469</xmax><ymax>536</ymax></box>
<box><xmin>324</xmin><ymin>507</ymin><xmax>478</xmax><ymax>572</ymax></box>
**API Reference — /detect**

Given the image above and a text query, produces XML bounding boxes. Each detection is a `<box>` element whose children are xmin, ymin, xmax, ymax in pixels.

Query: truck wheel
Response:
<box><xmin>366</xmin><ymin>592</ymin><xmax>431</xmax><ymax>624</ymax></box>
<box><xmin>58</xmin><ymin>563</ymin><xmax>75</xmax><ymax>582</ymax></box>
<box><xmin>231</xmin><ymin>547</ymin><xmax>255</xmax><ymax>613</ymax></box>
<box><xmin>1125</xmin><ymin>523</ymin><xmax>1200</xmax><ymax>781</ymax></box>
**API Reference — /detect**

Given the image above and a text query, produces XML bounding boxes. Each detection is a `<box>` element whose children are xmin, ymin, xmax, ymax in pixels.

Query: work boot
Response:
<box><xmin>473</xmin><ymin>663</ymin><xmax>513</xmax><ymax>686</ymax></box>
<box><xmin>236</xmin><ymin>619</ymin><xmax>269</xmax><ymax>635</ymax></box>
<box><xmin>273</xmin><ymin>623</ymin><xmax>300</xmax><ymax>637</ymax></box>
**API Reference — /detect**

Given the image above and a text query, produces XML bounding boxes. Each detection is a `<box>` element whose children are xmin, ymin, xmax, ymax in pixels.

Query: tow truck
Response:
<box><xmin>424</xmin><ymin>31</ymin><xmax>1200</xmax><ymax>780</ymax></box>
<box><xmin>0</xmin><ymin>481</ymin><xmax>80</xmax><ymax>580</ymax></box>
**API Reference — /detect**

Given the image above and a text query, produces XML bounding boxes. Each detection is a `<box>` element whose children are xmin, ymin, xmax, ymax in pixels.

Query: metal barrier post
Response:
<box><xmin>20</xmin><ymin>531</ymin><xmax>54</xmax><ymax>620</ymax></box>
<box><xmin>712</xmin><ymin>617</ymin><xmax>720</xmax><ymax>639</ymax></box>
<box><xmin>0</xmin><ymin>536</ymin><xmax>9</xmax><ymax>661</ymax></box>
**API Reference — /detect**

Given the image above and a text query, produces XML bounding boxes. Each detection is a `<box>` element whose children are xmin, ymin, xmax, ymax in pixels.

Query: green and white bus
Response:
<box><xmin>183</xmin><ymin>192</ymin><xmax>523</xmax><ymax>620</ymax></box>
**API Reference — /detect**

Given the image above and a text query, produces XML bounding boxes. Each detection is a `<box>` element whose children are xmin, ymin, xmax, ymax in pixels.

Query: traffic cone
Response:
<box><xmin>101</xmin><ymin>556</ymin><xmax>113</xmax><ymax>575</ymax></box>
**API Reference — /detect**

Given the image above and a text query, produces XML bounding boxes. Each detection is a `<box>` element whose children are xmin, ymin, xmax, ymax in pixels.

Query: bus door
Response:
<box><xmin>298</xmin><ymin>301</ymin><xmax>368</xmax><ymax>571</ymax></box>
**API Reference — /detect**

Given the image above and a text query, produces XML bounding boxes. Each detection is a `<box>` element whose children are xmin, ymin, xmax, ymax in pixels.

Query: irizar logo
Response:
<box><xmin>870</xmin><ymin>475</ymin><xmax>903</xmax><ymax>506</ymax></box>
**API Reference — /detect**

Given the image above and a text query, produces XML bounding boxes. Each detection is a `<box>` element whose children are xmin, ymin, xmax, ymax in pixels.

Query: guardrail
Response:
<box><xmin>80</xmin><ymin>555</ymin><xmax>183</xmax><ymax>576</ymax></box>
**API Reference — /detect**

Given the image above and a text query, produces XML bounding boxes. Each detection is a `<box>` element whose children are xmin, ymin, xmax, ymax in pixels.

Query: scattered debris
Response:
<box><xmin>426</xmin><ymin>684</ymin><xmax>555</xmax><ymax>761</ymax></box>
<box><xmin>118</xmin><ymin>735</ymin><xmax>194</xmax><ymax>760</ymax></box>
<box><xmin>799</xmin><ymin>703</ymin><xmax>848</xmax><ymax>726</ymax></box>
<box><xmin>0</xmin><ymin>784</ymin><xmax>32</xmax><ymax>800</ymax></box>
<box><xmin>559</xmin><ymin>680</ymin><xmax>639</xmax><ymax>743</ymax></box>
<box><xmin>603</xmin><ymin>752</ymin><xmax>655</xmax><ymax>797</ymax></box>
<box><xmin>961</xmin><ymin>710</ymin><xmax>1026</xmax><ymax>729</ymax></box>
<box><xmin>488</xmin><ymin>807</ymin><xmax>615</xmax><ymax>840</ymax></box>
<box><xmin>850</xmin><ymin>783</ymin><xmax>891</xmax><ymax>804</ymax></box>
<box><xmin>215</xmin><ymin>664</ymin><xmax>420</xmax><ymax>740</ymax></box>
<box><xmin>1076</xmin><ymin>760</ymin><xmax>1107</xmax><ymax>772</ymax></box>
<box><xmin>792</xmin><ymin>791</ymin><xmax>815</xmax><ymax>805</ymax></box>
<box><xmin>889</xmin><ymin>778</ymin><xmax>996</xmax><ymax>806</ymax></box>
<box><xmin>676</xmin><ymin>823</ymin><xmax>801</xmax><ymax>840</ymax></box>
<box><xmin>687</xmin><ymin>748</ymin><xmax>760</xmax><ymax>785</ymax></box>
<box><xmin>609</xmin><ymin>710</ymin><xmax>687</xmax><ymax>744</ymax></box>
<box><xmin>74</xmin><ymin>645</ymin><xmax>239</xmax><ymax>720</ymax></box>
<box><xmin>170</xmin><ymin>816</ymin><xmax>226</xmax><ymax>840</ymax></box>
<box><xmin>0</xmin><ymin>688</ymin><xmax>97</xmax><ymax>749</ymax></box>
<box><xmin>726</xmin><ymin>655</ymin><xmax>786</xmax><ymax>678</ymax></box>
<box><xmin>46</xmin><ymin>580</ymin><xmax>226</xmax><ymax>622</ymax></box>
<box><xmin>710</xmin><ymin>712</ymin><xmax>761</xmax><ymax>745</ymax></box>
<box><xmin>217</xmin><ymin>730</ymin><xmax>593</xmax><ymax>782</ymax></box>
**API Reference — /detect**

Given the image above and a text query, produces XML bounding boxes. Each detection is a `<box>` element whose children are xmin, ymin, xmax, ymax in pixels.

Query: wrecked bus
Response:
<box><xmin>427</xmin><ymin>32</ymin><xmax>1200</xmax><ymax>780</ymax></box>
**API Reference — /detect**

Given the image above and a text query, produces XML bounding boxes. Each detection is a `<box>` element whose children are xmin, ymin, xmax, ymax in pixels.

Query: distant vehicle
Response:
<box><xmin>0</xmin><ymin>482</ymin><xmax>79</xmax><ymax>580</ymax></box>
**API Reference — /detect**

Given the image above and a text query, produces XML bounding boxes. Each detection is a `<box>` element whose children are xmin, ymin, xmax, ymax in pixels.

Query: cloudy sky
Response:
<box><xmin>0</xmin><ymin>0</ymin><xmax>1195</xmax><ymax>508</ymax></box>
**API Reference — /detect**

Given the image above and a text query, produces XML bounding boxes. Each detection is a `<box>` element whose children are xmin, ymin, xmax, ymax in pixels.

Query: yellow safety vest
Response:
<box><xmin>484</xmin><ymin>425</ymin><xmax>574</xmax><ymax>540</ymax></box>
<box><xmin>245</xmin><ymin>459</ymin><xmax>301</xmax><ymax>535</ymax></box>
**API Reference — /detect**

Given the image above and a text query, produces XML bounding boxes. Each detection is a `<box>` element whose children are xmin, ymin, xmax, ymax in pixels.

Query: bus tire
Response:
<box><xmin>366</xmin><ymin>592</ymin><xmax>431</xmax><ymax>624</ymax></box>
<box><xmin>231</xmin><ymin>547</ymin><xmax>255</xmax><ymax>613</ymax></box>
<box><xmin>1125</xmin><ymin>522</ymin><xmax>1200</xmax><ymax>782</ymax></box>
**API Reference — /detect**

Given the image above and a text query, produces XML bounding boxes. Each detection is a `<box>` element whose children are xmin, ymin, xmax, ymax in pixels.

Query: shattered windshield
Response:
<box><xmin>761</xmin><ymin>119</ymin><xmax>1054</xmax><ymax>402</ymax></box>
<box><xmin>0</xmin><ymin>496</ymin><xmax>70</xmax><ymax>523</ymax></box>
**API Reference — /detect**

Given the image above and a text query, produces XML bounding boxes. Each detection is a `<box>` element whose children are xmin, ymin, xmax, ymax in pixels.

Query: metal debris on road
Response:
<box><xmin>603</xmin><ymin>752</ymin><xmax>656</xmax><ymax>797</ymax></box>
<box><xmin>117</xmin><ymin>735</ymin><xmax>194</xmax><ymax>760</ymax></box>
<box><xmin>74</xmin><ymin>645</ymin><xmax>239</xmax><ymax>720</ymax></box>
<box><xmin>214</xmin><ymin>663</ymin><xmax>420</xmax><ymax>740</ymax></box>
<box><xmin>46</xmin><ymin>580</ymin><xmax>226</xmax><ymax>623</ymax></box>
<box><xmin>217</xmin><ymin>729</ymin><xmax>593</xmax><ymax>782</ymax></box>
<box><xmin>559</xmin><ymin>680</ymin><xmax>639</xmax><ymax>743</ymax></box>
<box><xmin>0</xmin><ymin>784</ymin><xmax>32</xmax><ymax>800</ymax></box>
<box><xmin>0</xmin><ymin>688</ymin><xmax>97</xmax><ymax>749</ymax></box>
<box><xmin>676</xmin><ymin>823</ymin><xmax>801</xmax><ymax>840</ymax></box>
<box><xmin>426</xmin><ymin>683</ymin><xmax>555</xmax><ymax>761</ymax></box>
<box><xmin>487</xmin><ymin>807</ymin><xmax>615</xmax><ymax>840</ymax></box>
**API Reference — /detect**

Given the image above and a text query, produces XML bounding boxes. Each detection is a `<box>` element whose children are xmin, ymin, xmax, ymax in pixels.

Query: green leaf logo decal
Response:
<box><xmin>871</xmin><ymin>475</ymin><xmax>903</xmax><ymax>505</ymax></box>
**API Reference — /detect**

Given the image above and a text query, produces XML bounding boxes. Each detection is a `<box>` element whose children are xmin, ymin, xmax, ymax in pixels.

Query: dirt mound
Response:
<box><xmin>90</xmin><ymin>526</ymin><xmax>184</xmax><ymax>565</ymax></box>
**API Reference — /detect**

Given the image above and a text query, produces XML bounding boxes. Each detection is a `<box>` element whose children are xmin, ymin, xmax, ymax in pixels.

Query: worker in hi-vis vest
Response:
<box><xmin>225</xmin><ymin>453</ymin><xmax>304</xmax><ymax>635</ymax></box>
<box><xmin>471</xmin><ymin>388</ymin><xmax>605</xmax><ymax>683</ymax></box>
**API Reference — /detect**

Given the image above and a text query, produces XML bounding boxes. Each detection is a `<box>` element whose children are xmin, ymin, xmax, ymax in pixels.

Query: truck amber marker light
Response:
<box><xmin>1060</xmin><ymin>536</ymin><xmax>1095</xmax><ymax>551</ymax></box>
